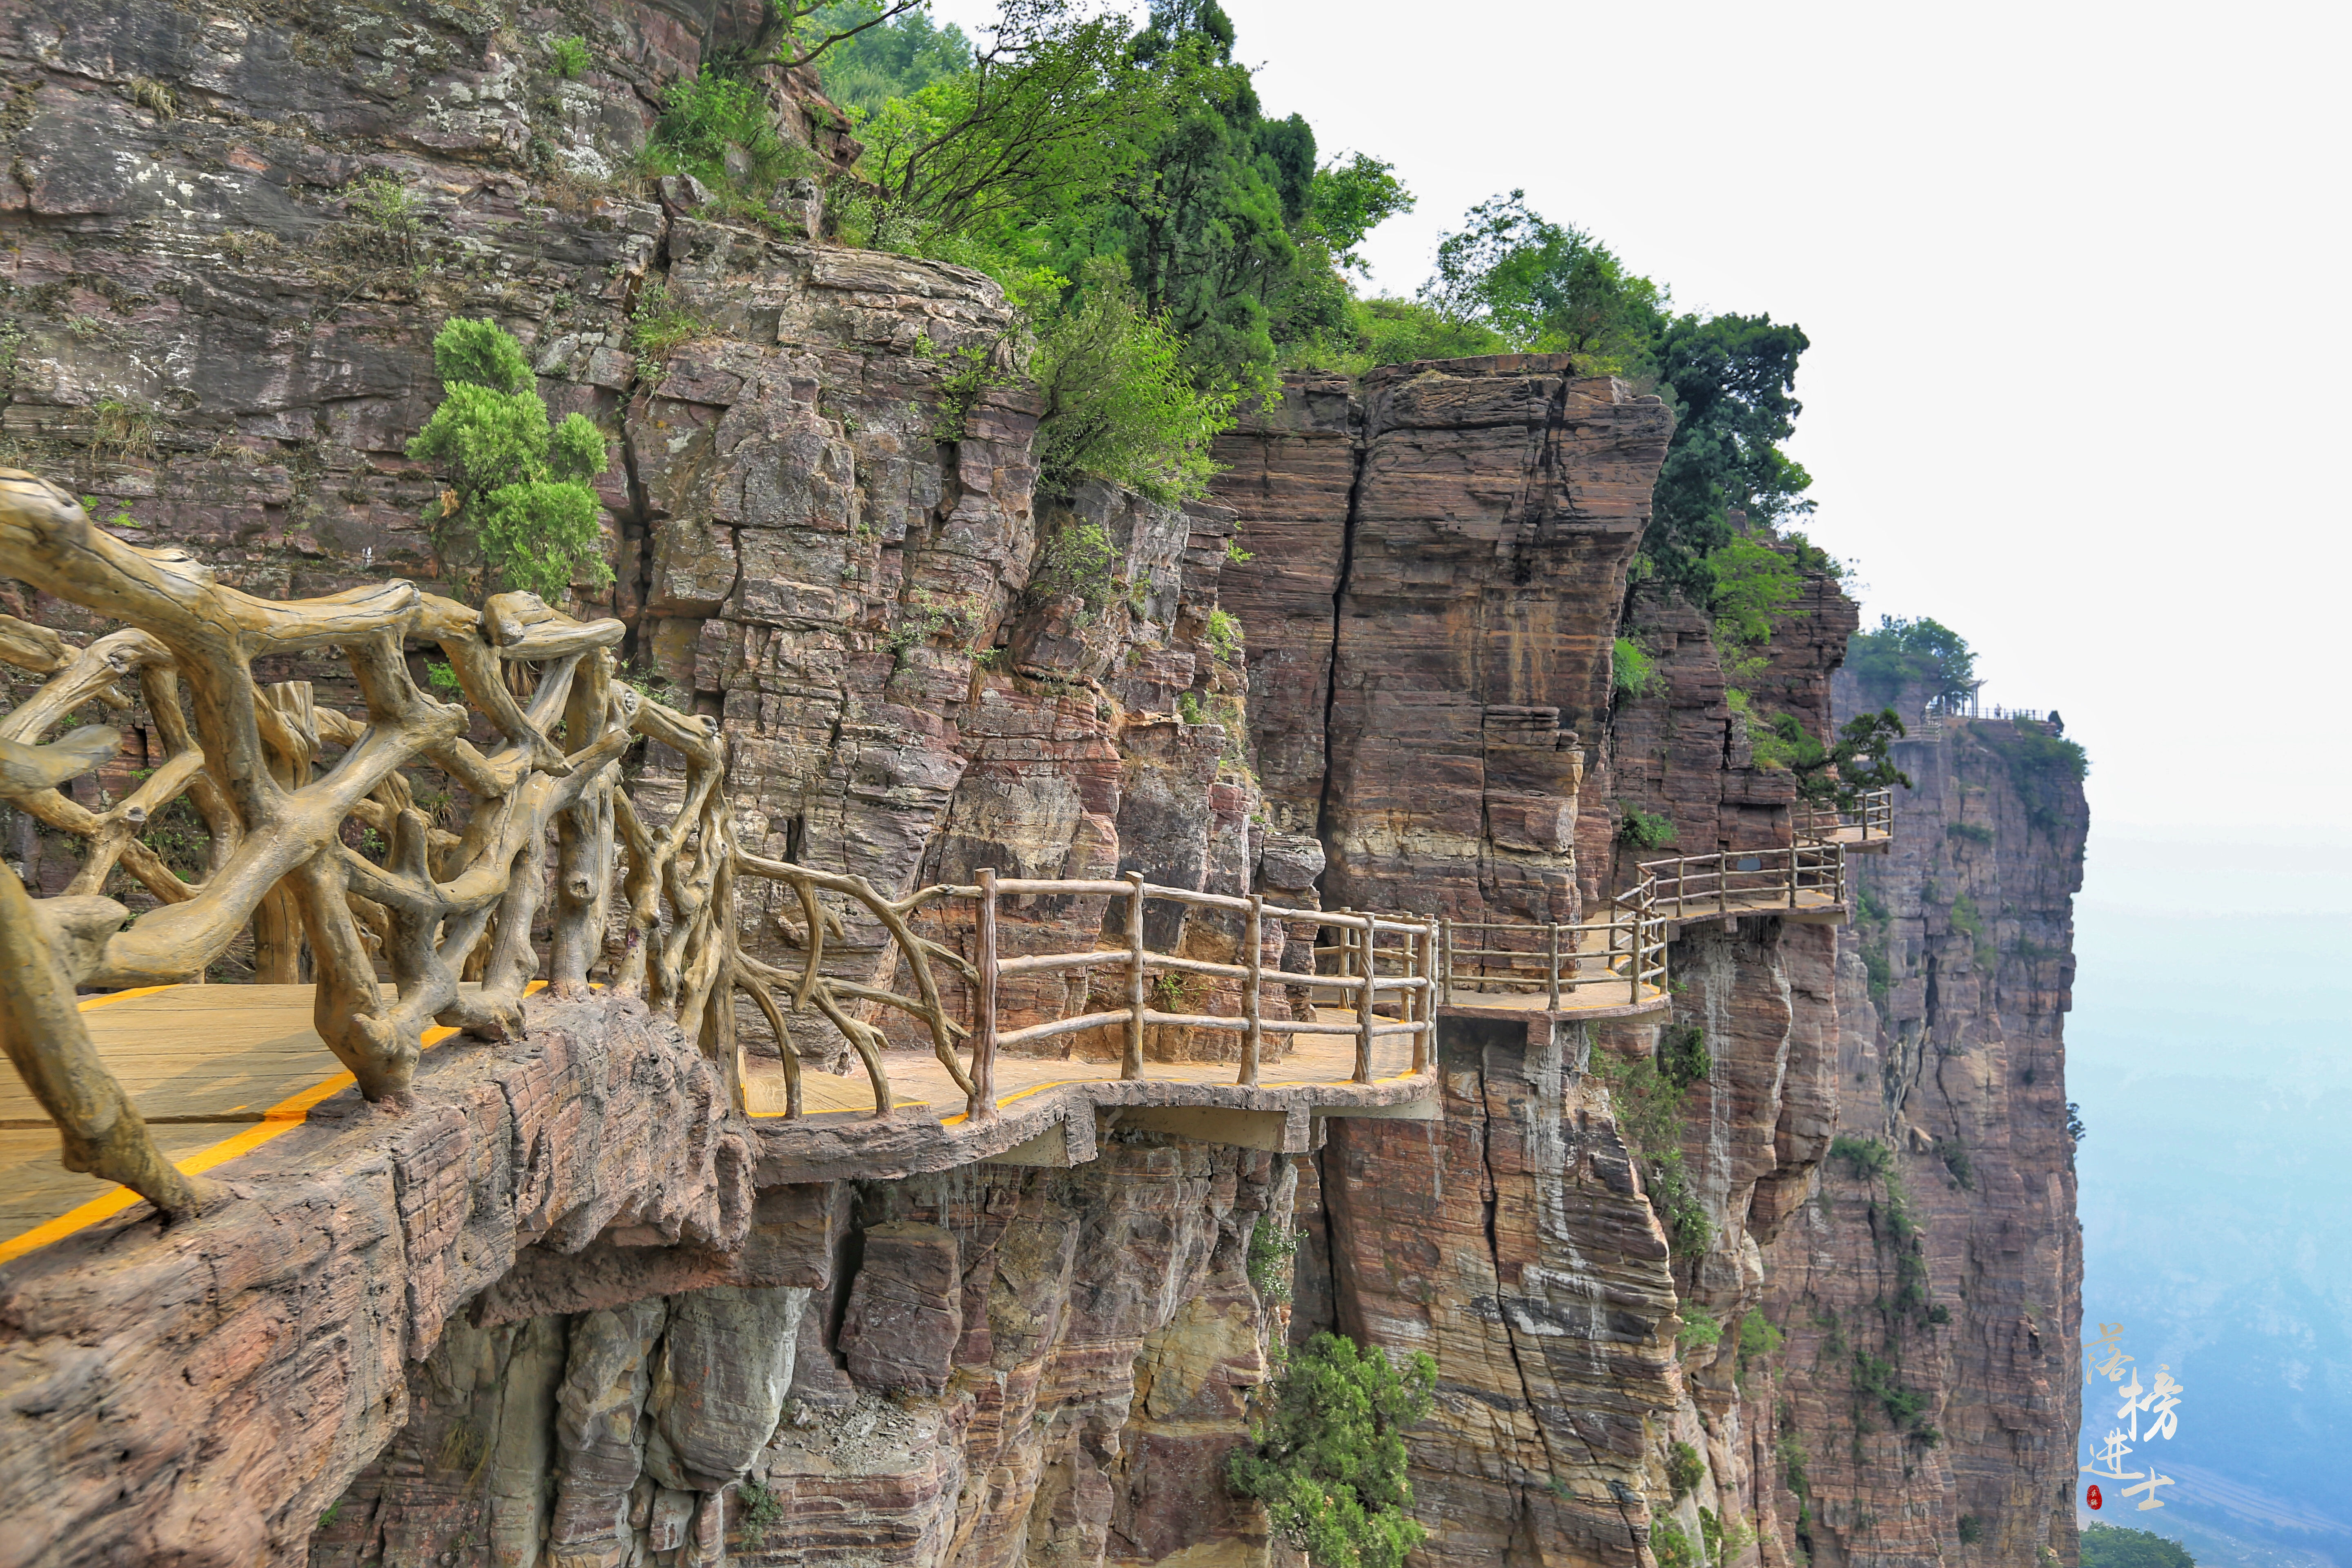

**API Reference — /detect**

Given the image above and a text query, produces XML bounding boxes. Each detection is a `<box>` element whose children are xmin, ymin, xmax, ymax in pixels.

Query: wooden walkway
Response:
<box><xmin>1658</xmin><ymin>885</ymin><xmax>1847</xmax><ymax>929</ymax></box>
<box><xmin>742</xmin><ymin>1008</ymin><xmax>1419</xmax><ymax>1120</ymax></box>
<box><xmin>1</xmin><ymin>986</ymin><xmax>1428</xmax><ymax>1259</ymax></box>
<box><xmin>0</xmin><ymin>984</ymin><xmax>518</xmax><ymax>1263</ymax></box>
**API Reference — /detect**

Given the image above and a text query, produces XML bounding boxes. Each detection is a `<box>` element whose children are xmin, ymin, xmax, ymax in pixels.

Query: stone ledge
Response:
<box><xmin>0</xmin><ymin>993</ymin><xmax>741</xmax><ymax>1567</ymax></box>
<box><xmin>749</xmin><ymin>1066</ymin><xmax>1440</xmax><ymax>1184</ymax></box>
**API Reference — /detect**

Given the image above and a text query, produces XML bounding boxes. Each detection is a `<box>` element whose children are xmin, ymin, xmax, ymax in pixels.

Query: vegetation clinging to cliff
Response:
<box><xmin>1228</xmin><ymin>1331</ymin><xmax>1436</xmax><ymax>1568</ymax></box>
<box><xmin>406</xmin><ymin>319</ymin><xmax>611</xmax><ymax>600</ymax></box>
<box><xmin>1031</xmin><ymin>258</ymin><xmax>1240</xmax><ymax>499</ymax></box>
<box><xmin>811</xmin><ymin>1</ymin><xmax>1409</xmax><ymax>497</ymax></box>
<box><xmin>1589</xmin><ymin>1042</ymin><xmax>1713</xmax><ymax>1259</ymax></box>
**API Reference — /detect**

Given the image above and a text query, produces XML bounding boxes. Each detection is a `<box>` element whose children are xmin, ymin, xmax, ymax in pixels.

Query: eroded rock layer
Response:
<box><xmin>1747</xmin><ymin>697</ymin><xmax>2088</xmax><ymax>1568</ymax></box>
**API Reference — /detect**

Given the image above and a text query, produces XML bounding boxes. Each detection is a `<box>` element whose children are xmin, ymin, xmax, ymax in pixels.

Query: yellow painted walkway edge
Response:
<box><xmin>0</xmin><ymin>982</ymin><xmax>544</xmax><ymax>1266</ymax></box>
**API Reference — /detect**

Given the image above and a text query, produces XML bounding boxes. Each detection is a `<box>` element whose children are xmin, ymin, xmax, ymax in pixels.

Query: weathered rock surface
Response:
<box><xmin>1300</xmin><ymin>1013</ymin><xmax>1684</xmax><ymax>1568</ymax></box>
<box><xmin>1748</xmin><ymin>701</ymin><xmax>2087</xmax><ymax>1568</ymax></box>
<box><xmin>1213</xmin><ymin>360</ymin><xmax>1671</xmax><ymax>922</ymax></box>
<box><xmin>0</xmin><ymin>0</ymin><xmax>2086</xmax><ymax>1559</ymax></box>
<box><xmin>0</xmin><ymin>995</ymin><xmax>746</xmax><ymax>1568</ymax></box>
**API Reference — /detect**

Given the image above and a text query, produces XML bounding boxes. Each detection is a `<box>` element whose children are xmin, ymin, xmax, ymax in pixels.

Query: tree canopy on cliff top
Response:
<box><xmin>1397</xmin><ymin>188</ymin><xmax>1821</xmax><ymax>608</ymax></box>
<box><xmin>804</xmin><ymin>0</ymin><xmax>1410</xmax><ymax>497</ymax></box>
<box><xmin>807</xmin><ymin>2</ymin><xmax>1818</xmax><ymax>597</ymax></box>
<box><xmin>1848</xmin><ymin>615</ymin><xmax>1978</xmax><ymax>708</ymax></box>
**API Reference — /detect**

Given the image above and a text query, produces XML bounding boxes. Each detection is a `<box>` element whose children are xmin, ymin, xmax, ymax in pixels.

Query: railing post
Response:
<box><xmin>971</xmin><ymin>867</ymin><xmax>999</xmax><ymax>1120</ymax></box>
<box><xmin>1718</xmin><ymin>853</ymin><xmax>1728</xmax><ymax>920</ymax></box>
<box><xmin>1242</xmin><ymin>893</ymin><xmax>1264</xmax><ymax>1087</ymax></box>
<box><xmin>1627</xmin><ymin>897</ymin><xmax>1641</xmax><ymax>1005</ymax></box>
<box><xmin>1123</xmin><ymin>870</ymin><xmax>1146</xmax><ymax>1080</ymax></box>
<box><xmin>1546</xmin><ymin>921</ymin><xmax>1562</xmax><ymax>1012</ymax></box>
<box><xmin>1439</xmin><ymin>915</ymin><xmax>1453</xmax><ymax>1007</ymax></box>
<box><xmin>1786</xmin><ymin>844</ymin><xmax>1797</xmax><ymax>911</ymax></box>
<box><xmin>1354</xmin><ymin>914</ymin><xmax>1375</xmax><ymax>1084</ymax></box>
<box><xmin>1413</xmin><ymin>917</ymin><xmax>1433</xmax><ymax>1074</ymax></box>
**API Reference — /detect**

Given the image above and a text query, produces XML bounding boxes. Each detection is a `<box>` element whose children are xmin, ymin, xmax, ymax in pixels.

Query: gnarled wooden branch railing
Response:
<box><xmin>0</xmin><ymin>469</ymin><xmax>755</xmax><ymax>1220</ymax></box>
<box><xmin>0</xmin><ymin>471</ymin><xmax>1437</xmax><ymax>1223</ymax></box>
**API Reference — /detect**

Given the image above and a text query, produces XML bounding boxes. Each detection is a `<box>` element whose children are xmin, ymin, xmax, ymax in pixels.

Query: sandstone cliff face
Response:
<box><xmin>1742</xmin><ymin>697</ymin><xmax>2087</xmax><ymax>1568</ymax></box>
<box><xmin>1215</xmin><ymin>372</ymin><xmax>1866</xmax><ymax>1567</ymax></box>
<box><xmin>311</xmin><ymin>1135</ymin><xmax>1293</xmax><ymax>1568</ymax></box>
<box><xmin>1212</xmin><ymin>360</ymin><xmax>1670</xmax><ymax>925</ymax></box>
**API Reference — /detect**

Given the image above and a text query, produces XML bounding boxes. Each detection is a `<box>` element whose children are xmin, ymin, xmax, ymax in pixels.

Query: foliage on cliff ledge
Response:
<box><xmin>1228</xmin><ymin>1331</ymin><xmax>1435</xmax><ymax>1568</ymax></box>
<box><xmin>1848</xmin><ymin>615</ymin><xmax>1977</xmax><ymax>709</ymax></box>
<box><xmin>1589</xmin><ymin>1041</ymin><xmax>1713</xmax><ymax>1260</ymax></box>
<box><xmin>1031</xmin><ymin>258</ymin><xmax>1241</xmax><ymax>499</ymax></box>
<box><xmin>406</xmin><ymin>318</ymin><xmax>611</xmax><ymax>601</ymax></box>
<box><xmin>1378</xmin><ymin>189</ymin><xmax>1818</xmax><ymax>609</ymax></box>
<box><xmin>807</xmin><ymin>0</ymin><xmax>1413</xmax><ymax>497</ymax></box>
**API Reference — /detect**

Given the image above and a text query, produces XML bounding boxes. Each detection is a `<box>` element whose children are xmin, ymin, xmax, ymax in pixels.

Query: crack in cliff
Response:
<box><xmin>1312</xmin><ymin>401</ymin><xmax>1370</xmax><ymax>865</ymax></box>
<box><xmin>1470</xmin><ymin>1033</ymin><xmax>1649</xmax><ymax>1559</ymax></box>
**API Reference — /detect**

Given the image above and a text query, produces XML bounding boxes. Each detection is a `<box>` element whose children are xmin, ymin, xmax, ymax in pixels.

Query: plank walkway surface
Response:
<box><xmin>741</xmin><ymin>1007</ymin><xmax>1421</xmax><ymax>1120</ymax></box>
<box><xmin>1661</xmin><ymin>886</ymin><xmax>1846</xmax><ymax>927</ymax></box>
<box><xmin>0</xmin><ymin>984</ymin><xmax>506</xmax><ymax>1261</ymax></box>
<box><xmin>2</xmin><ymin>985</ymin><xmax>1428</xmax><ymax>1256</ymax></box>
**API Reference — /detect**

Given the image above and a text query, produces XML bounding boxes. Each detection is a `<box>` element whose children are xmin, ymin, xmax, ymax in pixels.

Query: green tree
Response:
<box><xmin>1846</xmin><ymin>615</ymin><xmax>1977</xmax><ymax>709</ymax></box>
<box><xmin>806</xmin><ymin>2</ymin><xmax>973</xmax><ymax>111</ymax></box>
<box><xmin>1646</xmin><ymin>311</ymin><xmax>1814</xmax><ymax>604</ymax></box>
<box><xmin>1410</xmin><ymin>192</ymin><xmax>1813</xmax><ymax>610</ymax></box>
<box><xmin>847</xmin><ymin>0</ymin><xmax>1174</xmax><ymax>243</ymax></box>
<box><xmin>1705</xmin><ymin>535</ymin><xmax>1805</xmax><ymax>678</ymax></box>
<box><xmin>1031</xmin><ymin>256</ymin><xmax>1240</xmax><ymax>500</ymax></box>
<box><xmin>406</xmin><ymin>318</ymin><xmax>611</xmax><ymax>601</ymax></box>
<box><xmin>1419</xmin><ymin>189</ymin><xmax>1666</xmax><ymax>373</ymax></box>
<box><xmin>1228</xmin><ymin>1332</ymin><xmax>1436</xmax><ymax>1568</ymax></box>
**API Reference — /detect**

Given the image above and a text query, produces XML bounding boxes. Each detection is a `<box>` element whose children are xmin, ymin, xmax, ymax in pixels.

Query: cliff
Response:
<box><xmin>1746</xmin><ymin>693</ymin><xmax>2088</xmax><ymax>1568</ymax></box>
<box><xmin>0</xmin><ymin>3</ymin><xmax>2087</xmax><ymax>1565</ymax></box>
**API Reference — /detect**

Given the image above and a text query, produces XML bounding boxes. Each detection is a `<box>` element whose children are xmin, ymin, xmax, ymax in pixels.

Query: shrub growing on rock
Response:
<box><xmin>1227</xmin><ymin>1331</ymin><xmax>1435</xmax><ymax>1568</ymax></box>
<box><xmin>406</xmin><ymin>318</ymin><xmax>611</xmax><ymax>601</ymax></box>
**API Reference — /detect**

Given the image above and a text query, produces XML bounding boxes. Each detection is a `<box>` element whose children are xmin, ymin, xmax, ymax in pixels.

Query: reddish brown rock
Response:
<box><xmin>840</xmin><ymin>1223</ymin><xmax>964</xmax><ymax>1395</ymax></box>
<box><xmin>1213</xmin><ymin>361</ymin><xmax>1671</xmax><ymax>924</ymax></box>
<box><xmin>0</xmin><ymin>995</ymin><xmax>743</xmax><ymax>1568</ymax></box>
<box><xmin>1748</xmin><ymin>705</ymin><xmax>2088</xmax><ymax>1568</ymax></box>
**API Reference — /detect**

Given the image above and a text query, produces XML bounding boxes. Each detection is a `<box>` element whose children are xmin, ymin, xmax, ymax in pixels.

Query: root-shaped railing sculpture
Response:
<box><xmin>0</xmin><ymin>470</ymin><xmax>773</xmax><ymax>1218</ymax></box>
<box><xmin>730</xmin><ymin>855</ymin><xmax>978</xmax><ymax>1121</ymax></box>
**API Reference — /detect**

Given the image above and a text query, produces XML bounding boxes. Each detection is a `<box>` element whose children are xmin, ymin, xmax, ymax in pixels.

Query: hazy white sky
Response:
<box><xmin>927</xmin><ymin>0</ymin><xmax>2352</xmax><ymax>836</ymax></box>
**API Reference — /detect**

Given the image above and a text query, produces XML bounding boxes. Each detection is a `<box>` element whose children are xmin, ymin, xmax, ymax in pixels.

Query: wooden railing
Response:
<box><xmin>1639</xmin><ymin>840</ymin><xmax>1846</xmax><ymax>924</ymax></box>
<box><xmin>1796</xmin><ymin>784</ymin><xmax>1894</xmax><ymax>846</ymax></box>
<box><xmin>0</xmin><ymin>471</ymin><xmax>989</xmax><ymax>1216</ymax></box>
<box><xmin>0</xmin><ymin>470</ymin><xmax>1443</xmax><ymax>1217</ymax></box>
<box><xmin>1433</xmin><ymin>884</ymin><xmax>1667</xmax><ymax>1010</ymax></box>
<box><xmin>907</xmin><ymin>873</ymin><xmax>1438</xmax><ymax>1121</ymax></box>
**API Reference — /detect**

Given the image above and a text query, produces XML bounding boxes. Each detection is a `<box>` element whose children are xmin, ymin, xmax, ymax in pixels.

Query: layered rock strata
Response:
<box><xmin>0</xmin><ymin>994</ymin><xmax>753</xmax><ymax>1567</ymax></box>
<box><xmin>1212</xmin><ymin>361</ymin><xmax>1672</xmax><ymax>924</ymax></box>
<box><xmin>308</xmin><ymin>1133</ymin><xmax>1292</xmax><ymax>1568</ymax></box>
<box><xmin>1745</xmin><ymin>699</ymin><xmax>2088</xmax><ymax>1568</ymax></box>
